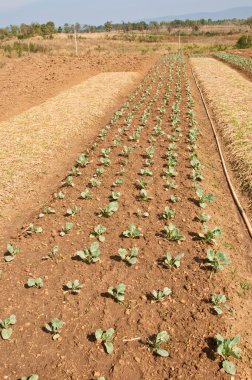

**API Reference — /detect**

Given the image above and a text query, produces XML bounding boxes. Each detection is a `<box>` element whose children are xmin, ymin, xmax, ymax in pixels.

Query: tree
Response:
<box><xmin>46</xmin><ymin>21</ymin><xmax>55</xmax><ymax>34</ymax></box>
<box><xmin>64</xmin><ymin>23</ymin><xmax>71</xmax><ymax>33</ymax></box>
<box><xmin>245</xmin><ymin>16</ymin><xmax>252</xmax><ymax>29</ymax></box>
<box><xmin>104</xmin><ymin>21</ymin><xmax>113</xmax><ymax>32</ymax></box>
<box><xmin>75</xmin><ymin>22</ymin><xmax>81</xmax><ymax>33</ymax></box>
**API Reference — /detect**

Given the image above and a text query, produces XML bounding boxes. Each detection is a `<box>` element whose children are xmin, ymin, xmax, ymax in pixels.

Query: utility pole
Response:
<box><xmin>74</xmin><ymin>28</ymin><xmax>78</xmax><ymax>56</ymax></box>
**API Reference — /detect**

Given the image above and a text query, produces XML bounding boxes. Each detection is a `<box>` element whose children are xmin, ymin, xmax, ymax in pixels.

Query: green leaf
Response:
<box><xmin>222</xmin><ymin>360</ymin><xmax>236</xmax><ymax>375</ymax></box>
<box><xmin>95</xmin><ymin>329</ymin><xmax>103</xmax><ymax>341</ymax></box>
<box><xmin>213</xmin><ymin>306</ymin><xmax>223</xmax><ymax>315</ymax></box>
<box><xmin>4</xmin><ymin>255</ymin><xmax>14</xmax><ymax>262</ymax></box>
<box><xmin>1</xmin><ymin>327</ymin><xmax>12</xmax><ymax>340</ymax></box>
<box><xmin>104</xmin><ymin>341</ymin><xmax>114</xmax><ymax>354</ymax></box>
<box><xmin>156</xmin><ymin>349</ymin><xmax>169</xmax><ymax>357</ymax></box>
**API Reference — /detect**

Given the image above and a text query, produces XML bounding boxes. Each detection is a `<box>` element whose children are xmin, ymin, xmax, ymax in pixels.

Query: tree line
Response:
<box><xmin>0</xmin><ymin>17</ymin><xmax>251</xmax><ymax>40</ymax></box>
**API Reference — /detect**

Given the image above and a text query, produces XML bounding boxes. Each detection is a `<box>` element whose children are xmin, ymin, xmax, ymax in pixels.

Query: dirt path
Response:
<box><xmin>0</xmin><ymin>54</ymin><xmax>251</xmax><ymax>380</ymax></box>
<box><xmin>0</xmin><ymin>72</ymin><xmax>141</xmax><ymax>246</ymax></box>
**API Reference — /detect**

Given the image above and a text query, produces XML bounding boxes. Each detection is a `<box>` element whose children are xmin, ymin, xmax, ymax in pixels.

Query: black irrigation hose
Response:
<box><xmin>191</xmin><ymin>66</ymin><xmax>252</xmax><ymax>240</ymax></box>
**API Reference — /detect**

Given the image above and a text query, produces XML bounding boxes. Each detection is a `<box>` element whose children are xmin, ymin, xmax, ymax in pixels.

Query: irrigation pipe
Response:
<box><xmin>191</xmin><ymin>66</ymin><xmax>252</xmax><ymax>239</ymax></box>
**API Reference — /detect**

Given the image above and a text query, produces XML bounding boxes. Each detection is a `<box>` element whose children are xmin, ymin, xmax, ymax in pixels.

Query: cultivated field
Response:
<box><xmin>0</xmin><ymin>27</ymin><xmax>252</xmax><ymax>380</ymax></box>
<box><xmin>0</xmin><ymin>52</ymin><xmax>251</xmax><ymax>380</ymax></box>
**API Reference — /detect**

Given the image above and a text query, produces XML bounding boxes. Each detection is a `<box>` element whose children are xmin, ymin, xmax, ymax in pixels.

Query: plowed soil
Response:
<box><xmin>0</xmin><ymin>52</ymin><xmax>155</xmax><ymax>122</ymax></box>
<box><xmin>0</xmin><ymin>54</ymin><xmax>251</xmax><ymax>380</ymax></box>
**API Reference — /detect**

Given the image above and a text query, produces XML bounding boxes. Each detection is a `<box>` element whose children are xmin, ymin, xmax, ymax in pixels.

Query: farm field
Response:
<box><xmin>0</xmin><ymin>53</ymin><xmax>251</xmax><ymax>380</ymax></box>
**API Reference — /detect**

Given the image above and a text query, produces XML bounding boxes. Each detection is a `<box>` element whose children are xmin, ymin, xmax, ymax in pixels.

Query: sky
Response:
<box><xmin>0</xmin><ymin>0</ymin><xmax>252</xmax><ymax>26</ymax></box>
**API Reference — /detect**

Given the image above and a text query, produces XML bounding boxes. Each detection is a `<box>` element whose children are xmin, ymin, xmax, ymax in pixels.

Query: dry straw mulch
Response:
<box><xmin>0</xmin><ymin>71</ymin><xmax>140</xmax><ymax>241</ymax></box>
<box><xmin>191</xmin><ymin>57</ymin><xmax>252</xmax><ymax>205</ymax></box>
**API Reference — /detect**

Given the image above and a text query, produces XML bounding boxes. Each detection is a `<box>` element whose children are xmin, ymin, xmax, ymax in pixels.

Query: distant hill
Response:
<box><xmin>138</xmin><ymin>6</ymin><xmax>252</xmax><ymax>23</ymax></box>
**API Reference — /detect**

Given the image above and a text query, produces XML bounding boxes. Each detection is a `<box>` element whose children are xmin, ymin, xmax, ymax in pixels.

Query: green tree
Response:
<box><xmin>104</xmin><ymin>21</ymin><xmax>113</xmax><ymax>32</ymax></box>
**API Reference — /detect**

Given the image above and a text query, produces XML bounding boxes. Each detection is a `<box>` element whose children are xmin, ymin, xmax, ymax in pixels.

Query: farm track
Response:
<box><xmin>0</xmin><ymin>54</ymin><xmax>252</xmax><ymax>380</ymax></box>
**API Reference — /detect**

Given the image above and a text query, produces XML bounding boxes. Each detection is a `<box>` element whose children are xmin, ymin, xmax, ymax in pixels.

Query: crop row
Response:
<box><xmin>213</xmin><ymin>52</ymin><xmax>252</xmax><ymax>74</ymax></box>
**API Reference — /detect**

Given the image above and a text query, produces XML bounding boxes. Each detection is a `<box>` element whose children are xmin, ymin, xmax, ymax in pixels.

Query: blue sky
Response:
<box><xmin>0</xmin><ymin>0</ymin><xmax>252</xmax><ymax>26</ymax></box>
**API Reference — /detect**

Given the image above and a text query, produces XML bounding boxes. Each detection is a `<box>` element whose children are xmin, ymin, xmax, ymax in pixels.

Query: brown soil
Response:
<box><xmin>0</xmin><ymin>55</ymin><xmax>251</xmax><ymax>380</ymax></box>
<box><xmin>0</xmin><ymin>52</ymin><xmax>155</xmax><ymax>122</ymax></box>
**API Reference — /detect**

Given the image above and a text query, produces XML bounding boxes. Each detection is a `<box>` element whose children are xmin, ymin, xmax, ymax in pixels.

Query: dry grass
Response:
<box><xmin>191</xmin><ymin>57</ymin><xmax>252</xmax><ymax>205</ymax></box>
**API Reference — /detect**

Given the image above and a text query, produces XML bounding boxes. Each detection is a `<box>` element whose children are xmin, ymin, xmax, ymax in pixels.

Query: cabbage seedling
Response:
<box><xmin>76</xmin><ymin>242</ymin><xmax>100</xmax><ymax>263</ymax></box>
<box><xmin>108</xmin><ymin>283</ymin><xmax>126</xmax><ymax>302</ymax></box>
<box><xmin>164</xmin><ymin>180</ymin><xmax>177</xmax><ymax>190</ymax></box>
<box><xmin>27</xmin><ymin>224</ymin><xmax>43</xmax><ymax>235</ymax></box>
<box><xmin>95</xmin><ymin>328</ymin><xmax>115</xmax><ymax>354</ymax></box>
<box><xmin>89</xmin><ymin>178</ymin><xmax>101</xmax><ymax>187</ymax></box>
<box><xmin>39</xmin><ymin>207</ymin><xmax>55</xmax><ymax>218</ymax></box>
<box><xmin>54</xmin><ymin>191</ymin><xmax>65</xmax><ymax>199</ymax></box>
<box><xmin>112</xmin><ymin>178</ymin><xmax>124</xmax><ymax>187</ymax></box>
<box><xmin>215</xmin><ymin>334</ymin><xmax>241</xmax><ymax>375</ymax></box>
<box><xmin>62</xmin><ymin>175</ymin><xmax>74</xmax><ymax>187</ymax></box>
<box><xmin>4</xmin><ymin>243</ymin><xmax>19</xmax><ymax>262</ymax></box>
<box><xmin>138</xmin><ymin>189</ymin><xmax>152</xmax><ymax>202</ymax></box>
<box><xmin>151</xmin><ymin>287</ymin><xmax>172</xmax><ymax>302</ymax></box>
<box><xmin>66</xmin><ymin>205</ymin><xmax>80</xmax><ymax>216</ymax></box>
<box><xmin>118</xmin><ymin>247</ymin><xmax>138</xmax><ymax>265</ymax></box>
<box><xmin>101</xmin><ymin>148</ymin><xmax>111</xmax><ymax>157</ymax></box>
<box><xmin>59</xmin><ymin>222</ymin><xmax>73</xmax><ymax>237</ymax></box>
<box><xmin>198</xmin><ymin>226</ymin><xmax>221</xmax><ymax>244</ymax></box>
<box><xmin>69</xmin><ymin>166</ymin><xmax>81</xmax><ymax>176</ymax></box>
<box><xmin>65</xmin><ymin>279</ymin><xmax>83</xmax><ymax>294</ymax></box>
<box><xmin>161</xmin><ymin>207</ymin><xmax>175</xmax><ymax>220</ymax></box>
<box><xmin>21</xmin><ymin>375</ymin><xmax>39</xmax><ymax>380</ymax></box>
<box><xmin>123</xmin><ymin>224</ymin><xmax>142</xmax><ymax>239</ymax></box>
<box><xmin>190</xmin><ymin>169</ymin><xmax>204</xmax><ymax>182</ymax></box>
<box><xmin>120</xmin><ymin>146</ymin><xmax>133</xmax><ymax>157</ymax></box>
<box><xmin>169</xmin><ymin>195</ymin><xmax>180</xmax><ymax>203</ymax></box>
<box><xmin>135</xmin><ymin>209</ymin><xmax>149</xmax><ymax>218</ymax></box>
<box><xmin>91</xmin><ymin>225</ymin><xmax>107</xmax><ymax>242</ymax></box>
<box><xmin>80</xmin><ymin>189</ymin><xmax>91</xmax><ymax>199</ymax></box>
<box><xmin>206</xmin><ymin>249</ymin><xmax>231</xmax><ymax>271</ymax></box>
<box><xmin>99</xmin><ymin>202</ymin><xmax>118</xmax><ymax>217</ymax></box>
<box><xmin>148</xmin><ymin>331</ymin><xmax>170</xmax><ymax>357</ymax></box>
<box><xmin>96</xmin><ymin>167</ymin><xmax>104</xmax><ymax>177</ymax></box>
<box><xmin>196</xmin><ymin>187</ymin><xmax>214</xmax><ymax>208</ymax></box>
<box><xmin>100</xmin><ymin>157</ymin><xmax>111</xmax><ymax>167</ymax></box>
<box><xmin>210</xmin><ymin>294</ymin><xmax>227</xmax><ymax>315</ymax></box>
<box><xmin>140</xmin><ymin>168</ymin><xmax>153</xmax><ymax>176</ymax></box>
<box><xmin>45</xmin><ymin>318</ymin><xmax>64</xmax><ymax>340</ymax></box>
<box><xmin>0</xmin><ymin>314</ymin><xmax>16</xmax><ymax>340</ymax></box>
<box><xmin>197</xmin><ymin>211</ymin><xmax>211</xmax><ymax>224</ymax></box>
<box><xmin>27</xmin><ymin>278</ymin><xmax>44</xmax><ymax>288</ymax></box>
<box><xmin>145</xmin><ymin>146</ymin><xmax>155</xmax><ymax>159</ymax></box>
<box><xmin>163</xmin><ymin>252</ymin><xmax>184</xmax><ymax>268</ymax></box>
<box><xmin>162</xmin><ymin>224</ymin><xmax>185</xmax><ymax>242</ymax></box>
<box><xmin>76</xmin><ymin>154</ymin><xmax>89</xmax><ymax>167</ymax></box>
<box><xmin>110</xmin><ymin>191</ymin><xmax>120</xmax><ymax>201</ymax></box>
